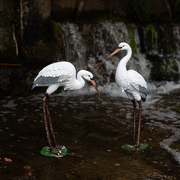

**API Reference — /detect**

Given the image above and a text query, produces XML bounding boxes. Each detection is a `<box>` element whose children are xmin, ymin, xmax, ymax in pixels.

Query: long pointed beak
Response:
<box><xmin>90</xmin><ymin>80</ymin><xmax>100</xmax><ymax>95</ymax></box>
<box><xmin>107</xmin><ymin>48</ymin><xmax>121</xmax><ymax>59</ymax></box>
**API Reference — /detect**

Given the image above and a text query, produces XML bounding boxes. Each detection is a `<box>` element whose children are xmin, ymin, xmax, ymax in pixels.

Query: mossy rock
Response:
<box><xmin>148</xmin><ymin>55</ymin><xmax>179</xmax><ymax>81</ymax></box>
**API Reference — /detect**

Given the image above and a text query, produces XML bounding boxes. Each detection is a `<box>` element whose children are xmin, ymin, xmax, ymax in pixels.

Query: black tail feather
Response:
<box><xmin>142</xmin><ymin>98</ymin><xmax>146</xmax><ymax>102</ymax></box>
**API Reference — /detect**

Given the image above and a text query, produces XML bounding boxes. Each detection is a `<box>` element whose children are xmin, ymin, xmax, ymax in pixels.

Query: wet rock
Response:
<box><xmin>0</xmin><ymin>68</ymin><xmax>12</xmax><ymax>91</ymax></box>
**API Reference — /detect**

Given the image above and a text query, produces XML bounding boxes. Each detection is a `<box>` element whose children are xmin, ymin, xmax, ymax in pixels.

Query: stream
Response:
<box><xmin>0</xmin><ymin>81</ymin><xmax>180</xmax><ymax>179</ymax></box>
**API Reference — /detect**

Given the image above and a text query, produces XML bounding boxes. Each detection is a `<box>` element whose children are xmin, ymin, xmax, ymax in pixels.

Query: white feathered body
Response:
<box><xmin>115</xmin><ymin>44</ymin><xmax>147</xmax><ymax>102</ymax></box>
<box><xmin>32</xmin><ymin>61</ymin><xmax>90</xmax><ymax>94</ymax></box>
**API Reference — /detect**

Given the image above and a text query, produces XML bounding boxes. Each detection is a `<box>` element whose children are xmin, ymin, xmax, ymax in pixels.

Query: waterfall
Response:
<box><xmin>60</xmin><ymin>21</ymin><xmax>180</xmax><ymax>88</ymax></box>
<box><xmin>173</xmin><ymin>24</ymin><xmax>180</xmax><ymax>55</ymax></box>
<box><xmin>61</xmin><ymin>22</ymin><xmax>86</xmax><ymax>71</ymax></box>
<box><xmin>173</xmin><ymin>25</ymin><xmax>180</xmax><ymax>77</ymax></box>
<box><xmin>58</xmin><ymin>21</ymin><xmax>180</xmax><ymax>166</ymax></box>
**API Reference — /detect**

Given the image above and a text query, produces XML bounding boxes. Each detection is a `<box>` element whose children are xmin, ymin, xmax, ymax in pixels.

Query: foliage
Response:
<box><xmin>145</xmin><ymin>25</ymin><xmax>155</xmax><ymax>35</ymax></box>
<box><xmin>175</xmin><ymin>0</ymin><xmax>180</xmax><ymax>7</ymax></box>
<box><xmin>130</xmin><ymin>0</ymin><xmax>150</xmax><ymax>21</ymax></box>
<box><xmin>74</xmin><ymin>13</ymin><xmax>124</xmax><ymax>22</ymax></box>
<box><xmin>9</xmin><ymin>17</ymin><xmax>17</xmax><ymax>30</ymax></box>
<box><xmin>129</xmin><ymin>27</ymin><xmax>137</xmax><ymax>54</ymax></box>
<box><xmin>47</xmin><ymin>19</ymin><xmax>62</xmax><ymax>36</ymax></box>
<box><xmin>160</xmin><ymin>57</ymin><xmax>179</xmax><ymax>81</ymax></box>
<box><xmin>145</xmin><ymin>25</ymin><xmax>157</xmax><ymax>51</ymax></box>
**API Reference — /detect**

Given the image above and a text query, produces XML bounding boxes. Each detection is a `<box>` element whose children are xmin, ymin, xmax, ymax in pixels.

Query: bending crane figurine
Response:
<box><xmin>107</xmin><ymin>42</ymin><xmax>147</xmax><ymax>149</ymax></box>
<box><xmin>32</xmin><ymin>61</ymin><xmax>100</xmax><ymax>156</ymax></box>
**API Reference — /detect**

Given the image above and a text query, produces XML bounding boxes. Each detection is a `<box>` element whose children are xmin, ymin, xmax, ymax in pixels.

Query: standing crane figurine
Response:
<box><xmin>32</xmin><ymin>61</ymin><xmax>100</xmax><ymax>157</ymax></box>
<box><xmin>107</xmin><ymin>42</ymin><xmax>147</xmax><ymax>150</ymax></box>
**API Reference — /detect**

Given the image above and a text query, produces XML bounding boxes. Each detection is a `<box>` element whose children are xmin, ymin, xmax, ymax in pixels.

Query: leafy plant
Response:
<box><xmin>130</xmin><ymin>0</ymin><xmax>150</xmax><ymax>21</ymax></box>
<box><xmin>129</xmin><ymin>27</ymin><xmax>137</xmax><ymax>53</ymax></box>
<box><xmin>145</xmin><ymin>25</ymin><xmax>157</xmax><ymax>51</ymax></box>
<box><xmin>47</xmin><ymin>19</ymin><xmax>62</xmax><ymax>36</ymax></box>
<box><xmin>175</xmin><ymin>0</ymin><xmax>180</xmax><ymax>7</ymax></box>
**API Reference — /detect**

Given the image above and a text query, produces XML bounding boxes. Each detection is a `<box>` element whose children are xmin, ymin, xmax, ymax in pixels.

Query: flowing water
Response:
<box><xmin>1</xmin><ymin>21</ymin><xmax>180</xmax><ymax>179</ymax></box>
<box><xmin>0</xmin><ymin>82</ymin><xmax>180</xmax><ymax>179</ymax></box>
<box><xmin>60</xmin><ymin>21</ymin><xmax>180</xmax><ymax>83</ymax></box>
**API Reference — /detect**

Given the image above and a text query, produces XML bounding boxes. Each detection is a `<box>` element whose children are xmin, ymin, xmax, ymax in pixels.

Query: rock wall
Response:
<box><xmin>52</xmin><ymin>0</ymin><xmax>168</xmax><ymax>20</ymax></box>
<box><xmin>0</xmin><ymin>0</ymin><xmax>65</xmax><ymax>96</ymax></box>
<box><xmin>20</xmin><ymin>0</ymin><xmax>57</xmax><ymax>63</ymax></box>
<box><xmin>0</xmin><ymin>0</ymin><xmax>18</xmax><ymax>58</ymax></box>
<box><xmin>0</xmin><ymin>0</ymin><xmax>180</xmax><ymax>63</ymax></box>
<box><xmin>51</xmin><ymin>0</ymin><xmax>180</xmax><ymax>21</ymax></box>
<box><xmin>0</xmin><ymin>0</ymin><xmax>180</xmax><ymax>96</ymax></box>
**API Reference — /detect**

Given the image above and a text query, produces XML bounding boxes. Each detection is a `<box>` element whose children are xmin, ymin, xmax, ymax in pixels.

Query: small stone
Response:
<box><xmin>115</xmin><ymin>163</ymin><xmax>120</xmax><ymax>166</ymax></box>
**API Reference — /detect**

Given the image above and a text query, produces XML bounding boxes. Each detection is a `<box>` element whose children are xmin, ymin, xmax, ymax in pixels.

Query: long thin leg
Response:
<box><xmin>45</xmin><ymin>94</ymin><xmax>58</xmax><ymax>147</ymax></box>
<box><xmin>132</xmin><ymin>100</ymin><xmax>136</xmax><ymax>145</ymax></box>
<box><xmin>43</xmin><ymin>93</ymin><xmax>53</xmax><ymax>152</ymax></box>
<box><xmin>137</xmin><ymin>100</ymin><xmax>142</xmax><ymax>148</ymax></box>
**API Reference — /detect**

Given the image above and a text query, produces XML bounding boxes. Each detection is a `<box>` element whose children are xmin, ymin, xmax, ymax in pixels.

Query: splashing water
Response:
<box><xmin>2</xmin><ymin>21</ymin><xmax>180</xmax><ymax>179</ymax></box>
<box><xmin>59</xmin><ymin>22</ymin><xmax>180</xmax><ymax>165</ymax></box>
<box><xmin>60</xmin><ymin>21</ymin><xmax>180</xmax><ymax>83</ymax></box>
<box><xmin>61</xmin><ymin>22</ymin><xmax>86</xmax><ymax>70</ymax></box>
<box><xmin>0</xmin><ymin>84</ymin><xmax>180</xmax><ymax>179</ymax></box>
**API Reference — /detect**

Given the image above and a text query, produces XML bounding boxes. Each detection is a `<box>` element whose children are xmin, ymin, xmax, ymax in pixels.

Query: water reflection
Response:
<box><xmin>0</xmin><ymin>83</ymin><xmax>180</xmax><ymax>179</ymax></box>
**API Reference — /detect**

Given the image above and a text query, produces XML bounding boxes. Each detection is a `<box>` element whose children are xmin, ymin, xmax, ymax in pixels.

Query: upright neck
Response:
<box><xmin>117</xmin><ymin>47</ymin><xmax>132</xmax><ymax>74</ymax></box>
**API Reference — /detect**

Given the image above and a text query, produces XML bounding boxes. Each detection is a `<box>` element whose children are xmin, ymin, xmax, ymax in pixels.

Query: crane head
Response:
<box><xmin>79</xmin><ymin>70</ymin><xmax>100</xmax><ymax>95</ymax></box>
<box><xmin>107</xmin><ymin>42</ymin><xmax>130</xmax><ymax>59</ymax></box>
<box><xmin>106</xmin><ymin>48</ymin><xmax>121</xmax><ymax>59</ymax></box>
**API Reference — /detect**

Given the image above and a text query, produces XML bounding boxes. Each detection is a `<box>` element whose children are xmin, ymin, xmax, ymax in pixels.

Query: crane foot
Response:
<box><xmin>122</xmin><ymin>143</ymin><xmax>149</xmax><ymax>151</ymax></box>
<box><xmin>40</xmin><ymin>146</ymin><xmax>68</xmax><ymax>157</ymax></box>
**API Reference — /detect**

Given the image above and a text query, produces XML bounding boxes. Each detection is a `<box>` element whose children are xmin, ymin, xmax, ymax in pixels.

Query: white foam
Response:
<box><xmin>54</xmin><ymin>80</ymin><xmax>180</xmax><ymax>101</ymax></box>
<box><xmin>160</xmin><ymin>130</ymin><xmax>180</xmax><ymax>165</ymax></box>
<box><xmin>2</xmin><ymin>100</ymin><xmax>17</xmax><ymax>108</ymax></box>
<box><xmin>97</xmin><ymin>81</ymin><xmax>180</xmax><ymax>98</ymax></box>
<box><xmin>148</xmin><ymin>81</ymin><xmax>180</xmax><ymax>94</ymax></box>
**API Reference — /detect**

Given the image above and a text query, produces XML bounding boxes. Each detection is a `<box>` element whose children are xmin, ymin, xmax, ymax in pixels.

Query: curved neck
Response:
<box><xmin>118</xmin><ymin>47</ymin><xmax>132</xmax><ymax>72</ymax></box>
<box><xmin>75</xmin><ymin>70</ymin><xmax>85</xmax><ymax>89</ymax></box>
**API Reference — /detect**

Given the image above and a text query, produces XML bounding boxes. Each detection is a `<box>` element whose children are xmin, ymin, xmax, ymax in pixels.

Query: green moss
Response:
<box><xmin>145</xmin><ymin>25</ymin><xmax>157</xmax><ymax>51</ymax></box>
<box><xmin>145</xmin><ymin>25</ymin><xmax>156</xmax><ymax>37</ymax></box>
<box><xmin>97</xmin><ymin>13</ymin><xmax>124</xmax><ymax>21</ymax></box>
<box><xmin>163</xmin><ymin>35</ymin><xmax>176</xmax><ymax>54</ymax></box>
<box><xmin>70</xmin><ymin>13</ymin><xmax>125</xmax><ymax>22</ymax></box>
<box><xmin>46</xmin><ymin>19</ymin><xmax>62</xmax><ymax>36</ymax></box>
<box><xmin>10</xmin><ymin>17</ymin><xmax>17</xmax><ymax>30</ymax></box>
<box><xmin>160</xmin><ymin>58</ymin><xmax>179</xmax><ymax>80</ymax></box>
<box><xmin>157</xmin><ymin>28</ymin><xmax>176</xmax><ymax>55</ymax></box>
<box><xmin>129</xmin><ymin>26</ymin><xmax>137</xmax><ymax>54</ymax></box>
<box><xmin>175</xmin><ymin>0</ymin><xmax>180</xmax><ymax>7</ymax></box>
